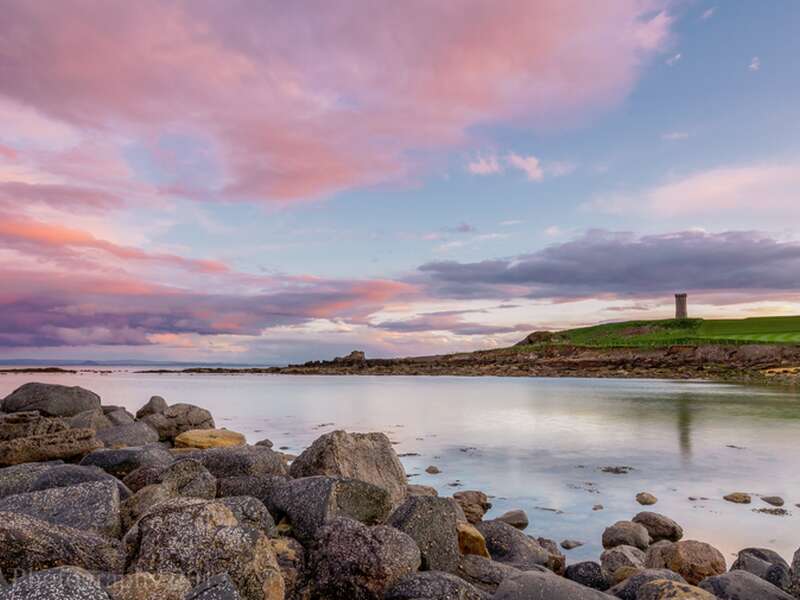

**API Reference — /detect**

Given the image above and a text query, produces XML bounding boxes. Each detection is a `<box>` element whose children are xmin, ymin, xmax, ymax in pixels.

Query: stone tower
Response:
<box><xmin>675</xmin><ymin>293</ymin><xmax>688</xmax><ymax>319</ymax></box>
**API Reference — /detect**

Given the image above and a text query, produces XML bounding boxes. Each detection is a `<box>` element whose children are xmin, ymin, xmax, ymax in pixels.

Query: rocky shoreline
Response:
<box><xmin>0</xmin><ymin>381</ymin><xmax>799</xmax><ymax>599</ymax></box>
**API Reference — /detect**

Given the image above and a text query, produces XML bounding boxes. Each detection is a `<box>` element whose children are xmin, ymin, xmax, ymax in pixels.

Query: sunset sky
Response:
<box><xmin>1</xmin><ymin>1</ymin><xmax>799</xmax><ymax>363</ymax></box>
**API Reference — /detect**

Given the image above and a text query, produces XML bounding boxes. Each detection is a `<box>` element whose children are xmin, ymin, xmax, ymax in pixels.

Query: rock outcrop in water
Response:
<box><xmin>0</xmin><ymin>380</ymin><xmax>799</xmax><ymax>599</ymax></box>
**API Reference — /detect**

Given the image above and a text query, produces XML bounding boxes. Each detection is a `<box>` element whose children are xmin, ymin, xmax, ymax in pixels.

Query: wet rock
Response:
<box><xmin>0</xmin><ymin>566</ymin><xmax>109</xmax><ymax>599</ymax></box>
<box><xmin>408</xmin><ymin>483</ymin><xmax>438</xmax><ymax>497</ymax></box>
<box><xmin>289</xmin><ymin>430</ymin><xmax>407</xmax><ymax>506</ymax></box>
<box><xmin>270</xmin><ymin>475</ymin><xmax>392</xmax><ymax>540</ymax></box>
<box><xmin>699</xmin><ymin>569</ymin><xmax>794</xmax><ymax>599</ymax></box>
<box><xmin>124</xmin><ymin>498</ymin><xmax>283</xmax><ymax>600</ymax></box>
<box><xmin>135</xmin><ymin>396</ymin><xmax>167</xmax><ymax>420</ymax></box>
<box><xmin>80</xmin><ymin>445</ymin><xmax>173</xmax><ymax>478</ymax></box>
<box><xmin>0</xmin><ymin>427</ymin><xmax>101</xmax><ymax>466</ymax></box>
<box><xmin>187</xmin><ymin>445</ymin><xmax>288</xmax><ymax>479</ymax></box>
<box><xmin>453</xmin><ymin>490</ymin><xmax>492</xmax><ymax>524</ymax></box>
<box><xmin>645</xmin><ymin>540</ymin><xmax>675</xmax><ymax>568</ymax></box>
<box><xmin>457</xmin><ymin>522</ymin><xmax>490</xmax><ymax>558</ymax></box>
<box><xmin>637</xmin><ymin>492</ymin><xmax>658</xmax><ymax>505</ymax></box>
<box><xmin>0</xmin><ymin>511</ymin><xmax>124</xmax><ymax>573</ymax></box>
<box><xmin>494</xmin><ymin>570</ymin><xmax>612</xmax><ymax>599</ymax></box>
<box><xmin>185</xmin><ymin>574</ymin><xmax>241</xmax><ymax>600</ymax></box>
<box><xmin>602</xmin><ymin>520</ymin><xmax>650</xmax><ymax>550</ymax></box>
<box><xmin>141</xmin><ymin>403</ymin><xmax>215</xmax><ymax>441</ymax></box>
<box><xmin>476</xmin><ymin>519</ymin><xmax>550</xmax><ymax>570</ymax></box>
<box><xmin>600</xmin><ymin>545</ymin><xmax>645</xmax><ymax>580</ymax></box>
<box><xmin>388</xmin><ymin>495</ymin><xmax>460</xmax><ymax>573</ymax></box>
<box><xmin>564</xmin><ymin>561</ymin><xmax>610</xmax><ymax>591</ymax></box>
<box><xmin>607</xmin><ymin>568</ymin><xmax>685</xmax><ymax>600</ymax></box>
<box><xmin>731</xmin><ymin>547</ymin><xmax>792</xmax><ymax>592</ymax></box>
<box><xmin>271</xmin><ymin>537</ymin><xmax>307</xmax><ymax>600</ymax></box>
<box><xmin>97</xmin><ymin>422</ymin><xmax>159</xmax><ymax>448</ymax></box>
<box><xmin>456</xmin><ymin>555</ymin><xmax>525</xmax><ymax>594</ymax></box>
<box><xmin>309</xmin><ymin>517</ymin><xmax>420</xmax><ymax>599</ymax></box>
<box><xmin>106</xmin><ymin>572</ymin><xmax>191</xmax><ymax>600</ymax></box>
<box><xmin>384</xmin><ymin>571</ymin><xmax>486</xmax><ymax>600</ymax></box>
<box><xmin>175</xmin><ymin>429</ymin><xmax>246</xmax><ymax>449</ymax></box>
<box><xmin>724</xmin><ymin>492</ymin><xmax>752</xmax><ymax>504</ymax></box>
<box><xmin>496</xmin><ymin>509</ymin><xmax>528</xmax><ymax>530</ymax></box>
<box><xmin>633</xmin><ymin>511</ymin><xmax>684</xmax><ymax>543</ymax></box>
<box><xmin>2</xmin><ymin>382</ymin><xmax>101</xmax><ymax>417</ymax></box>
<box><xmin>637</xmin><ymin>578</ymin><xmax>716</xmax><ymax>599</ymax></box>
<box><xmin>762</xmin><ymin>496</ymin><xmax>785</xmax><ymax>507</ymax></box>
<box><xmin>0</xmin><ymin>480</ymin><xmax>121</xmax><ymax>538</ymax></box>
<box><xmin>561</xmin><ymin>539</ymin><xmax>584</xmax><ymax>550</ymax></box>
<box><xmin>663</xmin><ymin>539</ymin><xmax>726</xmax><ymax>585</ymax></box>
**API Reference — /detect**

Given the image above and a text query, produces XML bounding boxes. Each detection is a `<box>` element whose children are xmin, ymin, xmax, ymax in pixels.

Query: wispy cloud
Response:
<box><xmin>467</xmin><ymin>155</ymin><xmax>502</xmax><ymax>175</ymax></box>
<box><xmin>701</xmin><ymin>7</ymin><xmax>716</xmax><ymax>20</ymax></box>
<box><xmin>661</xmin><ymin>131</ymin><xmax>690</xmax><ymax>141</ymax></box>
<box><xmin>749</xmin><ymin>56</ymin><xmax>761</xmax><ymax>71</ymax></box>
<box><xmin>665</xmin><ymin>53</ymin><xmax>682</xmax><ymax>66</ymax></box>
<box><xmin>507</xmin><ymin>153</ymin><xmax>544</xmax><ymax>181</ymax></box>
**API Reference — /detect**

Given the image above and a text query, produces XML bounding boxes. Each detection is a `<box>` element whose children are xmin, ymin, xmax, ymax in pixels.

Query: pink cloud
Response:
<box><xmin>0</xmin><ymin>0</ymin><xmax>672</xmax><ymax>203</ymax></box>
<box><xmin>0</xmin><ymin>181</ymin><xmax>122</xmax><ymax>212</ymax></box>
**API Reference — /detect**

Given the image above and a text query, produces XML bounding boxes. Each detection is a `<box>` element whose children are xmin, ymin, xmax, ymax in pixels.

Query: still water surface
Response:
<box><xmin>1</xmin><ymin>371</ymin><xmax>799</xmax><ymax>564</ymax></box>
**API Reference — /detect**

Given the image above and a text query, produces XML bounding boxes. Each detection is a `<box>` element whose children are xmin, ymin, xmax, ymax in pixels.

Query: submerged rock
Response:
<box><xmin>724</xmin><ymin>492</ymin><xmax>752</xmax><ymax>504</ymax></box>
<box><xmin>1</xmin><ymin>382</ymin><xmax>101</xmax><ymax>417</ymax></box>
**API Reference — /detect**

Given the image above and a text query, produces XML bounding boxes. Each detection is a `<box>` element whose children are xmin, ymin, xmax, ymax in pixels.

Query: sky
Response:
<box><xmin>1</xmin><ymin>0</ymin><xmax>799</xmax><ymax>364</ymax></box>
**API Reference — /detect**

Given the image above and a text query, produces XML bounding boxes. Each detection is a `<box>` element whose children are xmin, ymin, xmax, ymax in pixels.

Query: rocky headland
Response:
<box><xmin>0</xmin><ymin>381</ymin><xmax>799</xmax><ymax>599</ymax></box>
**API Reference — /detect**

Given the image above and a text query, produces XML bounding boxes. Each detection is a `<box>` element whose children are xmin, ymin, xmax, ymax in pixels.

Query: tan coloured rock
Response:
<box><xmin>663</xmin><ymin>540</ymin><xmax>726</xmax><ymax>585</ymax></box>
<box><xmin>175</xmin><ymin>428</ymin><xmax>246</xmax><ymax>449</ymax></box>
<box><xmin>457</xmin><ymin>522</ymin><xmax>490</xmax><ymax>558</ymax></box>
<box><xmin>107</xmin><ymin>572</ymin><xmax>192</xmax><ymax>600</ymax></box>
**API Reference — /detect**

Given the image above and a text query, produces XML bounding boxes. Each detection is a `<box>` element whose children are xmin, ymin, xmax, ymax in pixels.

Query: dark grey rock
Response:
<box><xmin>494</xmin><ymin>570</ymin><xmax>612</xmax><ymax>599</ymax></box>
<box><xmin>791</xmin><ymin>547</ymin><xmax>800</xmax><ymax>597</ymax></box>
<box><xmin>289</xmin><ymin>430</ymin><xmax>407</xmax><ymax>506</ymax></box>
<box><xmin>29</xmin><ymin>463</ymin><xmax>131</xmax><ymax>500</ymax></box>
<box><xmin>606</xmin><ymin>568</ymin><xmax>685</xmax><ymax>600</ymax></box>
<box><xmin>456</xmin><ymin>555</ymin><xmax>526</xmax><ymax>594</ymax></box>
<box><xmin>564</xmin><ymin>561</ymin><xmax>610</xmax><ymax>591</ymax></box>
<box><xmin>385</xmin><ymin>571</ymin><xmax>486</xmax><ymax>600</ymax></box>
<box><xmin>0</xmin><ymin>427</ymin><xmax>101</xmax><ymax>466</ymax></box>
<box><xmin>388</xmin><ymin>495</ymin><xmax>460</xmax><ymax>573</ymax></box>
<box><xmin>632</xmin><ymin>511</ymin><xmax>684</xmax><ymax>543</ymax></box>
<box><xmin>120</xmin><ymin>481</ymin><xmax>178</xmax><ymax>532</ymax></box>
<box><xmin>120</xmin><ymin>463</ymin><xmax>164</xmax><ymax>493</ymax></box>
<box><xmin>535</xmin><ymin>536</ymin><xmax>566</xmax><ymax>574</ymax></box>
<box><xmin>699</xmin><ymin>569</ymin><xmax>795</xmax><ymax>599</ymax></box>
<box><xmin>475</xmin><ymin>519</ymin><xmax>550</xmax><ymax>570</ymax></box>
<box><xmin>216</xmin><ymin>475</ymin><xmax>288</xmax><ymax>510</ymax></box>
<box><xmin>96</xmin><ymin>422</ymin><xmax>159</xmax><ymax>448</ymax></box>
<box><xmin>159</xmin><ymin>458</ymin><xmax>216</xmax><ymax>498</ymax></box>
<box><xmin>407</xmin><ymin>484</ymin><xmax>438</xmax><ymax>497</ymax></box>
<box><xmin>496</xmin><ymin>509</ymin><xmax>528</xmax><ymax>530</ymax></box>
<box><xmin>0</xmin><ymin>480</ymin><xmax>121</xmax><ymax>538</ymax></box>
<box><xmin>104</xmin><ymin>409</ymin><xmax>134</xmax><ymax>426</ymax></box>
<box><xmin>731</xmin><ymin>548</ymin><xmax>792</xmax><ymax>592</ymax></box>
<box><xmin>602</xmin><ymin>520</ymin><xmax>651</xmax><ymax>550</ymax></box>
<box><xmin>270</xmin><ymin>475</ymin><xmax>392</xmax><ymax>541</ymax></box>
<box><xmin>141</xmin><ymin>403</ymin><xmax>214</xmax><ymax>441</ymax></box>
<box><xmin>80</xmin><ymin>445</ymin><xmax>173</xmax><ymax>478</ymax></box>
<box><xmin>0</xmin><ymin>511</ymin><xmax>125</xmax><ymax>573</ymax></box>
<box><xmin>219</xmin><ymin>495</ymin><xmax>277</xmax><ymax>537</ymax></box>
<box><xmin>0</xmin><ymin>566</ymin><xmax>109</xmax><ymax>599</ymax></box>
<box><xmin>187</xmin><ymin>445</ymin><xmax>287</xmax><ymax>479</ymax></box>
<box><xmin>254</xmin><ymin>438</ymin><xmax>273</xmax><ymax>448</ymax></box>
<box><xmin>185</xmin><ymin>574</ymin><xmax>241</xmax><ymax>600</ymax></box>
<box><xmin>644</xmin><ymin>539</ymin><xmax>674</xmax><ymax>568</ymax></box>
<box><xmin>0</xmin><ymin>461</ymin><xmax>64</xmax><ymax>498</ymax></box>
<box><xmin>68</xmin><ymin>409</ymin><xmax>112</xmax><ymax>431</ymax></box>
<box><xmin>135</xmin><ymin>396</ymin><xmax>168</xmax><ymax>420</ymax></box>
<box><xmin>309</xmin><ymin>517</ymin><xmax>420</xmax><ymax>599</ymax></box>
<box><xmin>600</xmin><ymin>545</ymin><xmax>645</xmax><ymax>580</ymax></box>
<box><xmin>2</xmin><ymin>382</ymin><xmax>101</xmax><ymax>417</ymax></box>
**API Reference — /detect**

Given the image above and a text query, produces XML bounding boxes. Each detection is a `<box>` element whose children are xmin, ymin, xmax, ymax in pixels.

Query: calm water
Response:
<box><xmin>2</xmin><ymin>371</ymin><xmax>799</xmax><ymax>565</ymax></box>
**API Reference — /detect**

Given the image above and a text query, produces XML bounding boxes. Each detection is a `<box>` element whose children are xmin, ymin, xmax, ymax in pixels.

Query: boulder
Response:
<box><xmin>561</xmin><ymin>539</ymin><xmax>584</xmax><ymax>550</ymax></box>
<box><xmin>564</xmin><ymin>561</ymin><xmax>609</xmax><ymax>591</ymax></box>
<box><xmin>607</xmin><ymin>568</ymin><xmax>685</xmax><ymax>600</ymax></box>
<box><xmin>187</xmin><ymin>445</ymin><xmax>287</xmax><ymax>479</ymax></box>
<box><xmin>309</xmin><ymin>517</ymin><xmax>420</xmax><ymax>599</ymax></box>
<box><xmin>80</xmin><ymin>445</ymin><xmax>173</xmax><ymax>478</ymax></box>
<box><xmin>141</xmin><ymin>403</ymin><xmax>214</xmax><ymax>441</ymax></box>
<box><xmin>1</xmin><ymin>382</ymin><xmax>101</xmax><ymax>417</ymax></box>
<box><xmin>602</xmin><ymin>520</ymin><xmax>650</xmax><ymax>550</ymax></box>
<box><xmin>536</xmin><ymin>536</ymin><xmax>566</xmax><ymax>575</ymax></box>
<box><xmin>496</xmin><ymin>509</ymin><xmax>528</xmax><ymax>530</ymax></box>
<box><xmin>255</xmin><ymin>438</ymin><xmax>273</xmax><ymax>448</ymax></box>
<box><xmin>408</xmin><ymin>484</ymin><xmax>438</xmax><ymax>497</ymax></box>
<box><xmin>663</xmin><ymin>540</ymin><xmax>726</xmax><ymax>585</ymax></box>
<box><xmin>600</xmin><ymin>545</ymin><xmax>645</xmax><ymax>580</ymax></box>
<box><xmin>0</xmin><ymin>461</ymin><xmax>65</xmax><ymax>498</ymax></box>
<box><xmin>124</xmin><ymin>498</ymin><xmax>284</xmax><ymax>600</ymax></box>
<box><xmin>120</xmin><ymin>482</ymin><xmax>178</xmax><ymax>532</ymax></box>
<box><xmin>0</xmin><ymin>411</ymin><xmax>68</xmax><ymax>440</ymax></box>
<box><xmin>269</xmin><ymin>475</ymin><xmax>392</xmax><ymax>541</ymax></box>
<box><xmin>135</xmin><ymin>396</ymin><xmax>167</xmax><ymax>419</ymax></box>
<box><xmin>0</xmin><ymin>511</ymin><xmax>125</xmax><ymax>573</ymax></box>
<box><xmin>792</xmin><ymin>547</ymin><xmax>800</xmax><ymax>597</ymax></box>
<box><xmin>457</xmin><ymin>522</ymin><xmax>490</xmax><ymax>558</ymax></box>
<box><xmin>633</xmin><ymin>512</ymin><xmax>684</xmax><ymax>543</ymax></box>
<box><xmin>159</xmin><ymin>458</ymin><xmax>217</xmax><ymax>498</ymax></box>
<box><xmin>121</xmin><ymin>464</ymin><xmax>164</xmax><ymax>493</ymax></box>
<box><xmin>271</xmin><ymin>537</ymin><xmax>307</xmax><ymax>600</ymax></box>
<box><xmin>217</xmin><ymin>475</ymin><xmax>288</xmax><ymax>507</ymax></box>
<box><xmin>289</xmin><ymin>430</ymin><xmax>407</xmax><ymax>506</ymax></box>
<box><xmin>645</xmin><ymin>540</ymin><xmax>675</xmax><ymax>568</ymax></box>
<box><xmin>457</xmin><ymin>555</ymin><xmax>525</xmax><ymax>594</ymax></box>
<box><xmin>637</xmin><ymin>578</ymin><xmax>717</xmax><ymax>599</ymax></box>
<box><xmin>494</xmin><ymin>570</ymin><xmax>613</xmax><ymax>599</ymax></box>
<box><xmin>175</xmin><ymin>429</ymin><xmax>246</xmax><ymax>449</ymax></box>
<box><xmin>388</xmin><ymin>495</ymin><xmax>461</xmax><ymax>572</ymax></box>
<box><xmin>219</xmin><ymin>496</ymin><xmax>277</xmax><ymax>537</ymax></box>
<box><xmin>453</xmin><ymin>490</ymin><xmax>492</xmax><ymax>524</ymax></box>
<box><xmin>0</xmin><ymin>480</ymin><xmax>121</xmax><ymax>538</ymax></box>
<box><xmin>637</xmin><ymin>492</ymin><xmax>658</xmax><ymax>505</ymax></box>
<box><xmin>97</xmin><ymin>422</ymin><xmax>159</xmax><ymax>448</ymax></box>
<box><xmin>185</xmin><ymin>574</ymin><xmax>241</xmax><ymax>600</ymax></box>
<box><xmin>69</xmin><ymin>408</ymin><xmax>113</xmax><ymax>431</ymax></box>
<box><xmin>699</xmin><ymin>569</ymin><xmax>795</xmax><ymax>599</ymax></box>
<box><xmin>0</xmin><ymin>427</ymin><xmax>101</xmax><ymax>466</ymax></box>
<box><xmin>475</xmin><ymin>519</ymin><xmax>550</xmax><ymax>570</ymax></box>
<box><xmin>25</xmin><ymin>463</ymin><xmax>131</xmax><ymax>498</ymax></box>
<box><xmin>104</xmin><ymin>409</ymin><xmax>135</xmax><ymax>427</ymax></box>
<box><xmin>731</xmin><ymin>548</ymin><xmax>792</xmax><ymax>592</ymax></box>
<box><xmin>0</xmin><ymin>567</ymin><xmax>109</xmax><ymax>600</ymax></box>
<box><xmin>384</xmin><ymin>571</ymin><xmax>486</xmax><ymax>600</ymax></box>
<box><xmin>106</xmin><ymin>572</ymin><xmax>191</xmax><ymax>600</ymax></box>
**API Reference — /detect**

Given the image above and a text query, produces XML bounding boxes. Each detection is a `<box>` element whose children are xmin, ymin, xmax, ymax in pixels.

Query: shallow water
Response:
<box><xmin>2</xmin><ymin>371</ymin><xmax>799</xmax><ymax>565</ymax></box>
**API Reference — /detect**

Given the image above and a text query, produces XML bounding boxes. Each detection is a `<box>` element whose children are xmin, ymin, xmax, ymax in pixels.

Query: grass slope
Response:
<box><xmin>518</xmin><ymin>316</ymin><xmax>800</xmax><ymax>348</ymax></box>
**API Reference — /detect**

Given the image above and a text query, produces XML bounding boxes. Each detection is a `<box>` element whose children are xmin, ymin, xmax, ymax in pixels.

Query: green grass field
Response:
<box><xmin>517</xmin><ymin>316</ymin><xmax>800</xmax><ymax>348</ymax></box>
